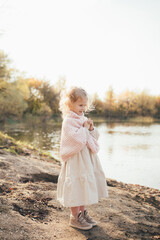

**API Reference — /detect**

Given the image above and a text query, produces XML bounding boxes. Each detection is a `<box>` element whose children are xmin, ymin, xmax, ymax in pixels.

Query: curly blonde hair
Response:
<box><xmin>59</xmin><ymin>86</ymin><xmax>94</xmax><ymax>118</ymax></box>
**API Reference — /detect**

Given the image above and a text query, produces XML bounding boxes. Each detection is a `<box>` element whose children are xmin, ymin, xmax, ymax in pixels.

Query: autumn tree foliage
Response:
<box><xmin>92</xmin><ymin>93</ymin><xmax>105</xmax><ymax>115</ymax></box>
<box><xmin>136</xmin><ymin>91</ymin><xmax>157</xmax><ymax>116</ymax></box>
<box><xmin>104</xmin><ymin>86</ymin><xmax>116</xmax><ymax>118</ymax></box>
<box><xmin>25</xmin><ymin>78</ymin><xmax>43</xmax><ymax>114</ymax></box>
<box><xmin>0</xmin><ymin>51</ymin><xmax>62</xmax><ymax>122</ymax></box>
<box><xmin>0</xmin><ymin>50</ymin><xmax>160</xmax><ymax>121</ymax></box>
<box><xmin>0</xmin><ymin>52</ymin><xmax>28</xmax><ymax>122</ymax></box>
<box><xmin>25</xmin><ymin>78</ymin><xmax>61</xmax><ymax>117</ymax></box>
<box><xmin>0</xmin><ymin>51</ymin><xmax>11</xmax><ymax>90</ymax></box>
<box><xmin>155</xmin><ymin>96</ymin><xmax>160</xmax><ymax>118</ymax></box>
<box><xmin>38</xmin><ymin>81</ymin><xmax>59</xmax><ymax>114</ymax></box>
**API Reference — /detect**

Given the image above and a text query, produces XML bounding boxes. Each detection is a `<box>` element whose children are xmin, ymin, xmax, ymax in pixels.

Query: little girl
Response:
<box><xmin>57</xmin><ymin>86</ymin><xmax>108</xmax><ymax>230</ymax></box>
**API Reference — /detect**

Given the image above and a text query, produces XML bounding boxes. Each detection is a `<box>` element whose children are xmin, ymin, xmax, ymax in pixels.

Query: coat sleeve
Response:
<box><xmin>89</xmin><ymin>127</ymin><xmax>100</xmax><ymax>140</ymax></box>
<box><xmin>60</xmin><ymin>118</ymin><xmax>89</xmax><ymax>161</ymax></box>
<box><xmin>86</xmin><ymin>127</ymin><xmax>99</xmax><ymax>154</ymax></box>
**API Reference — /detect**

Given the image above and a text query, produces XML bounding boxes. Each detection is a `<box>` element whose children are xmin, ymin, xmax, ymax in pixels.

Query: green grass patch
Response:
<box><xmin>0</xmin><ymin>131</ymin><xmax>57</xmax><ymax>161</ymax></box>
<box><xmin>0</xmin><ymin>131</ymin><xmax>33</xmax><ymax>155</ymax></box>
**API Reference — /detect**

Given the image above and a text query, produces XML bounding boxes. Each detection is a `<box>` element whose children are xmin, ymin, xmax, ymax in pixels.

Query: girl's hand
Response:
<box><xmin>87</xmin><ymin>118</ymin><xmax>94</xmax><ymax>131</ymax></box>
<box><xmin>83</xmin><ymin>121</ymin><xmax>90</xmax><ymax>130</ymax></box>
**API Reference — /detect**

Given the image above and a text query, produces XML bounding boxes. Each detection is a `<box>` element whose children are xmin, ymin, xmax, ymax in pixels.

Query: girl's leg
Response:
<box><xmin>71</xmin><ymin>206</ymin><xmax>80</xmax><ymax>216</ymax></box>
<box><xmin>79</xmin><ymin>205</ymin><xmax>85</xmax><ymax>213</ymax></box>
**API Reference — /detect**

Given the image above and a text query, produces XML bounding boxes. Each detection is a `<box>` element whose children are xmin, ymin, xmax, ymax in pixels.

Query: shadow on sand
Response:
<box><xmin>75</xmin><ymin>225</ymin><xmax>116</xmax><ymax>240</ymax></box>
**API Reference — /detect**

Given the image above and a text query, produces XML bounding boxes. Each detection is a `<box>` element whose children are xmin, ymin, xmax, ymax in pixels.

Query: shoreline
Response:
<box><xmin>0</xmin><ymin>125</ymin><xmax>160</xmax><ymax>190</ymax></box>
<box><xmin>1</xmin><ymin>130</ymin><xmax>159</xmax><ymax>191</ymax></box>
<box><xmin>107</xmin><ymin>177</ymin><xmax>160</xmax><ymax>192</ymax></box>
<box><xmin>1</xmin><ymin>115</ymin><xmax>160</xmax><ymax>126</ymax></box>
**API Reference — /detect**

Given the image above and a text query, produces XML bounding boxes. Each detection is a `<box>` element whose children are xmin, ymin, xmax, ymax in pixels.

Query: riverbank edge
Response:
<box><xmin>0</xmin><ymin>130</ymin><xmax>160</xmax><ymax>193</ymax></box>
<box><xmin>2</xmin><ymin>115</ymin><xmax>160</xmax><ymax>126</ymax></box>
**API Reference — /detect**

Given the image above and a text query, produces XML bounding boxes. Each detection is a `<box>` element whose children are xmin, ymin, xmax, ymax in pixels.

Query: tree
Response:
<box><xmin>0</xmin><ymin>51</ymin><xmax>11</xmax><ymax>92</ymax></box>
<box><xmin>39</xmin><ymin>81</ymin><xmax>60</xmax><ymax>114</ymax></box>
<box><xmin>0</xmin><ymin>83</ymin><xmax>28</xmax><ymax>122</ymax></box>
<box><xmin>155</xmin><ymin>96</ymin><xmax>160</xmax><ymax>118</ymax></box>
<box><xmin>136</xmin><ymin>91</ymin><xmax>156</xmax><ymax>116</ymax></box>
<box><xmin>13</xmin><ymin>76</ymin><xmax>30</xmax><ymax>101</ymax></box>
<box><xmin>0</xmin><ymin>52</ymin><xmax>28</xmax><ymax>122</ymax></box>
<box><xmin>92</xmin><ymin>93</ymin><xmax>105</xmax><ymax>115</ymax></box>
<box><xmin>104</xmin><ymin>86</ymin><xmax>116</xmax><ymax>118</ymax></box>
<box><xmin>36</xmin><ymin>103</ymin><xmax>52</xmax><ymax>122</ymax></box>
<box><xmin>25</xmin><ymin>78</ymin><xmax>43</xmax><ymax>114</ymax></box>
<box><xmin>117</xmin><ymin>90</ymin><xmax>138</xmax><ymax>118</ymax></box>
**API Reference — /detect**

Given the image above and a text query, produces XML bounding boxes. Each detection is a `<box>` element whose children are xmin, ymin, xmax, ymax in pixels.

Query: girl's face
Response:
<box><xmin>69</xmin><ymin>97</ymin><xmax>88</xmax><ymax>116</ymax></box>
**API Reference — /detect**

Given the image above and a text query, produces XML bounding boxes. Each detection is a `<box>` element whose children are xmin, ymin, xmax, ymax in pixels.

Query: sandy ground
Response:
<box><xmin>0</xmin><ymin>149</ymin><xmax>160</xmax><ymax>240</ymax></box>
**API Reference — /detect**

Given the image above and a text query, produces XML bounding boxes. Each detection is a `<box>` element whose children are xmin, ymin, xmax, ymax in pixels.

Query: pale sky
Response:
<box><xmin>0</xmin><ymin>0</ymin><xmax>160</xmax><ymax>99</ymax></box>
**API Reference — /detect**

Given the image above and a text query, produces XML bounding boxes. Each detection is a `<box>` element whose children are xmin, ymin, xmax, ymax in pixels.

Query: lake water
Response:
<box><xmin>1</xmin><ymin>121</ymin><xmax>160</xmax><ymax>190</ymax></box>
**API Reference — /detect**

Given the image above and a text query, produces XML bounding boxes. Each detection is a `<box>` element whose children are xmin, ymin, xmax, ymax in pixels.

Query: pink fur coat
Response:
<box><xmin>60</xmin><ymin>111</ymin><xmax>99</xmax><ymax>161</ymax></box>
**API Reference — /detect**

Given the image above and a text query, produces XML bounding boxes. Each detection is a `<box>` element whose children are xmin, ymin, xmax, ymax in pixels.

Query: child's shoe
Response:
<box><xmin>69</xmin><ymin>211</ymin><xmax>92</xmax><ymax>230</ymax></box>
<box><xmin>83</xmin><ymin>210</ymin><xmax>98</xmax><ymax>227</ymax></box>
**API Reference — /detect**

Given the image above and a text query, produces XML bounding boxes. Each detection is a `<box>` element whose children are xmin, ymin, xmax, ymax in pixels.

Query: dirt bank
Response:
<box><xmin>0</xmin><ymin>149</ymin><xmax>160</xmax><ymax>240</ymax></box>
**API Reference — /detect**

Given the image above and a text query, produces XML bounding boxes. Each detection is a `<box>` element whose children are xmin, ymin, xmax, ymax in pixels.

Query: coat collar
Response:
<box><xmin>67</xmin><ymin>111</ymin><xmax>84</xmax><ymax>119</ymax></box>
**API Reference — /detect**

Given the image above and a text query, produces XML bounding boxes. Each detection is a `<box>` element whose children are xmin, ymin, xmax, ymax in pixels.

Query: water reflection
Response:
<box><xmin>0</xmin><ymin>121</ymin><xmax>160</xmax><ymax>189</ymax></box>
<box><xmin>96</xmin><ymin>122</ymin><xmax>160</xmax><ymax>189</ymax></box>
<box><xmin>123</xmin><ymin>144</ymin><xmax>150</xmax><ymax>151</ymax></box>
<box><xmin>107</xmin><ymin>130</ymin><xmax>151</xmax><ymax>136</ymax></box>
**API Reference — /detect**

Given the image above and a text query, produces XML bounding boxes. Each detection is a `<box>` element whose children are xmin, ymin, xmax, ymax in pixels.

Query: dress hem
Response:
<box><xmin>57</xmin><ymin>194</ymin><xmax>109</xmax><ymax>208</ymax></box>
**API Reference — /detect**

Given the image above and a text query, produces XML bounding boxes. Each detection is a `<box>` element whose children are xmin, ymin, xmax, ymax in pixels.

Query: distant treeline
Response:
<box><xmin>0</xmin><ymin>51</ymin><xmax>160</xmax><ymax>122</ymax></box>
